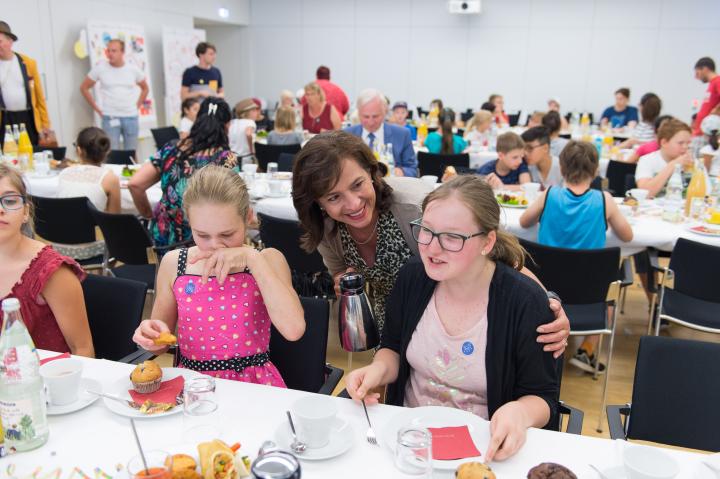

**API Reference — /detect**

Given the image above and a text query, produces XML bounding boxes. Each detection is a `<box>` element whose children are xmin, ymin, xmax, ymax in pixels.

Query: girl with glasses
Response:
<box><xmin>345</xmin><ymin>175</ymin><xmax>559</xmax><ymax>462</ymax></box>
<box><xmin>0</xmin><ymin>165</ymin><xmax>94</xmax><ymax>357</ymax></box>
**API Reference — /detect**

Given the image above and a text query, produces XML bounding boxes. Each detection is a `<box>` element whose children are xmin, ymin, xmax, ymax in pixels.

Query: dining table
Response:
<box><xmin>3</xmin><ymin>351</ymin><xmax>713</xmax><ymax>479</ymax></box>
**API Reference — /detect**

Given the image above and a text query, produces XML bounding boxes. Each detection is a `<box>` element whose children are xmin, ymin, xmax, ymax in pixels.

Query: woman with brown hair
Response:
<box><xmin>301</xmin><ymin>81</ymin><xmax>341</xmax><ymax>134</ymax></box>
<box><xmin>345</xmin><ymin>175</ymin><xmax>559</xmax><ymax>462</ymax></box>
<box><xmin>292</xmin><ymin>131</ymin><xmax>570</xmax><ymax>351</ymax></box>
<box><xmin>619</xmin><ymin>93</ymin><xmax>663</xmax><ymax>149</ymax></box>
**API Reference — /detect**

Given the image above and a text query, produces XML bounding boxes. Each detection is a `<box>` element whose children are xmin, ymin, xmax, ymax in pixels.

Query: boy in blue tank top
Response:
<box><xmin>519</xmin><ymin>141</ymin><xmax>633</xmax><ymax>373</ymax></box>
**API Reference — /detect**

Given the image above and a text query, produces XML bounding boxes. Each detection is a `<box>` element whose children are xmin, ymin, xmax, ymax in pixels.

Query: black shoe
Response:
<box><xmin>569</xmin><ymin>349</ymin><xmax>606</xmax><ymax>374</ymax></box>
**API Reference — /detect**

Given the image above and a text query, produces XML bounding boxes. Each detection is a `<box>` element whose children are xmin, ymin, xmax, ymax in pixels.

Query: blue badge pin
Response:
<box><xmin>185</xmin><ymin>281</ymin><xmax>196</xmax><ymax>295</ymax></box>
<box><xmin>462</xmin><ymin>341</ymin><xmax>474</xmax><ymax>356</ymax></box>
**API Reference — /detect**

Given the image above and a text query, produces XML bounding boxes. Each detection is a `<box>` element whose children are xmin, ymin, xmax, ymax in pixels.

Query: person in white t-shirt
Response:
<box><xmin>521</xmin><ymin>126</ymin><xmax>564</xmax><ymax>188</ymax></box>
<box><xmin>635</xmin><ymin>119</ymin><xmax>693</xmax><ymax>198</ymax></box>
<box><xmin>178</xmin><ymin>97</ymin><xmax>200</xmax><ymax>140</ymax></box>
<box><xmin>79</xmin><ymin>39</ymin><xmax>149</xmax><ymax>152</ymax></box>
<box><xmin>228</xmin><ymin>98</ymin><xmax>259</xmax><ymax>160</ymax></box>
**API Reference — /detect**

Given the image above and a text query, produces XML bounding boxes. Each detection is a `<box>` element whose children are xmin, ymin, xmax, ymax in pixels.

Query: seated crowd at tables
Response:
<box><xmin>3</xmin><ymin>44</ymin><xmax>720</xmax><ymax>461</ymax></box>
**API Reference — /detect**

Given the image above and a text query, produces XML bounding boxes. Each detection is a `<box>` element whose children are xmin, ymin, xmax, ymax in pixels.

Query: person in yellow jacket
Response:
<box><xmin>0</xmin><ymin>21</ymin><xmax>51</xmax><ymax>146</ymax></box>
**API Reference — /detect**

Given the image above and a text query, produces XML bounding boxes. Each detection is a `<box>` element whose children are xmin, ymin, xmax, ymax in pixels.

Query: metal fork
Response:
<box><xmin>361</xmin><ymin>399</ymin><xmax>378</xmax><ymax>445</ymax></box>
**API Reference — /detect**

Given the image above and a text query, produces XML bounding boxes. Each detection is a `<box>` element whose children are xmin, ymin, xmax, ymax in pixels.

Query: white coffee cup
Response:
<box><xmin>623</xmin><ymin>445</ymin><xmax>679</xmax><ymax>479</ymax></box>
<box><xmin>628</xmin><ymin>188</ymin><xmax>649</xmax><ymax>203</ymax></box>
<box><xmin>242</xmin><ymin>163</ymin><xmax>258</xmax><ymax>175</ymax></box>
<box><xmin>292</xmin><ymin>396</ymin><xmax>348</xmax><ymax>449</ymax></box>
<box><xmin>40</xmin><ymin>358</ymin><xmax>83</xmax><ymax>406</ymax></box>
<box><xmin>522</xmin><ymin>182</ymin><xmax>542</xmax><ymax>201</ymax></box>
<box><xmin>268</xmin><ymin>179</ymin><xmax>284</xmax><ymax>196</ymax></box>
<box><xmin>420</xmin><ymin>175</ymin><xmax>438</xmax><ymax>185</ymax></box>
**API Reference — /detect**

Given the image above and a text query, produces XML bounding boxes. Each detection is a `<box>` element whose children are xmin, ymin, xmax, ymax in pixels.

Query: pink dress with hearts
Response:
<box><xmin>172</xmin><ymin>248</ymin><xmax>286</xmax><ymax>387</ymax></box>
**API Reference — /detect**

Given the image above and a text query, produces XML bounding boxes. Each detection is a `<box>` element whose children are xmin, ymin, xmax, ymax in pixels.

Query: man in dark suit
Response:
<box><xmin>344</xmin><ymin>88</ymin><xmax>418</xmax><ymax>177</ymax></box>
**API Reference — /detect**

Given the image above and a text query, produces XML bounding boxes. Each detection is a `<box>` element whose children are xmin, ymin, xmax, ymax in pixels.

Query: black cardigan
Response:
<box><xmin>381</xmin><ymin>257</ymin><xmax>560</xmax><ymax>429</ymax></box>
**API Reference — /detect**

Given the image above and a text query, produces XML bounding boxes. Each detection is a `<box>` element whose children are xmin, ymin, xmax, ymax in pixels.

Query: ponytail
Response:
<box><xmin>490</xmin><ymin>229</ymin><xmax>526</xmax><ymax>270</ymax></box>
<box><xmin>439</xmin><ymin>108</ymin><xmax>456</xmax><ymax>155</ymax></box>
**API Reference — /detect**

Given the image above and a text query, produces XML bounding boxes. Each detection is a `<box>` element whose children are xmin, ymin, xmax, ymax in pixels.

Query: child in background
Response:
<box><xmin>423</xmin><ymin>108</ymin><xmax>467</xmax><ymax>154</ymax></box>
<box><xmin>464</xmin><ymin>110</ymin><xmax>493</xmax><ymax>148</ymax></box>
<box><xmin>133</xmin><ymin>166</ymin><xmax>305</xmax><ymax>386</ymax></box>
<box><xmin>635</xmin><ymin>119</ymin><xmax>693</xmax><ymax>198</ymax></box>
<box><xmin>267</xmin><ymin>106</ymin><xmax>304</xmax><ymax>146</ymax></box>
<box><xmin>229</xmin><ymin>98</ymin><xmax>260</xmax><ymax>161</ymax></box>
<box><xmin>624</xmin><ymin>115</ymin><xmax>673</xmax><ymax>164</ymax></box>
<box><xmin>179</xmin><ymin>98</ymin><xmax>201</xmax><ymax>140</ymax></box>
<box><xmin>519</xmin><ymin>141</ymin><xmax>633</xmax><ymax>373</ymax></box>
<box><xmin>474</xmin><ymin>132</ymin><xmax>530</xmax><ymax>189</ymax></box>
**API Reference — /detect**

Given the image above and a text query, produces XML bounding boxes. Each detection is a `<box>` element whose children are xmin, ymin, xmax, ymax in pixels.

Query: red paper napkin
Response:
<box><xmin>40</xmin><ymin>352</ymin><xmax>71</xmax><ymax>365</ymax></box>
<box><xmin>427</xmin><ymin>426</ymin><xmax>481</xmax><ymax>461</ymax></box>
<box><xmin>128</xmin><ymin>376</ymin><xmax>185</xmax><ymax>405</ymax></box>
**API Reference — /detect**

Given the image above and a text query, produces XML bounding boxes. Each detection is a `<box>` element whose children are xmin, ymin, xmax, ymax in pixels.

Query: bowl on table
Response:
<box><xmin>622</xmin><ymin>446</ymin><xmax>679</xmax><ymax>479</ymax></box>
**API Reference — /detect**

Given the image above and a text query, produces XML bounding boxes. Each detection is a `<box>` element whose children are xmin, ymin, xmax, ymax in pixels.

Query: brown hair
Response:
<box><xmin>496</xmin><ymin>131</ymin><xmax>525</xmax><ymax>154</ymax></box>
<box><xmin>292</xmin><ymin>131</ymin><xmax>393</xmax><ymax>252</ymax></box>
<box><xmin>640</xmin><ymin>93</ymin><xmax>662</xmax><ymax>123</ymax></box>
<box><xmin>0</xmin><ymin>164</ymin><xmax>33</xmax><ymax>231</ymax></box>
<box><xmin>657</xmin><ymin>118</ymin><xmax>691</xmax><ymax>143</ymax></box>
<box><xmin>274</xmin><ymin>106</ymin><xmax>296</xmax><ymax>131</ymax></box>
<box><xmin>422</xmin><ymin>175</ymin><xmax>525</xmax><ymax>270</ymax></box>
<box><xmin>440</xmin><ymin>108</ymin><xmax>455</xmax><ymax>155</ymax></box>
<box><xmin>183</xmin><ymin>165</ymin><xmax>250</xmax><ymax>220</ymax></box>
<box><xmin>76</xmin><ymin>127</ymin><xmax>110</xmax><ymax>165</ymax></box>
<box><xmin>559</xmin><ymin>141</ymin><xmax>598</xmax><ymax>184</ymax></box>
<box><xmin>195</xmin><ymin>42</ymin><xmax>216</xmax><ymax>57</ymax></box>
<box><xmin>316</xmin><ymin>65</ymin><xmax>330</xmax><ymax>80</ymax></box>
<box><xmin>107</xmin><ymin>39</ymin><xmax>125</xmax><ymax>52</ymax></box>
<box><xmin>615</xmin><ymin>87</ymin><xmax>630</xmax><ymax>98</ymax></box>
<box><xmin>304</xmin><ymin>82</ymin><xmax>326</xmax><ymax>103</ymax></box>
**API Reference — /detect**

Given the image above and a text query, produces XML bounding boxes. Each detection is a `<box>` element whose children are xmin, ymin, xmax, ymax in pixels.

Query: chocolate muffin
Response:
<box><xmin>527</xmin><ymin>462</ymin><xmax>577</xmax><ymax>479</ymax></box>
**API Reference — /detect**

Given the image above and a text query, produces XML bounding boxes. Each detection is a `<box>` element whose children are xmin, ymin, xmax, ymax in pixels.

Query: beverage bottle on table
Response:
<box><xmin>580</xmin><ymin>112</ymin><xmax>590</xmax><ymax>134</ymax></box>
<box><xmin>17</xmin><ymin>124</ymin><xmax>33</xmax><ymax>172</ymax></box>
<box><xmin>594</xmin><ymin>137</ymin><xmax>603</xmax><ymax>159</ymax></box>
<box><xmin>385</xmin><ymin>143</ymin><xmax>395</xmax><ymax>176</ymax></box>
<box><xmin>662</xmin><ymin>164</ymin><xmax>684</xmax><ymax>223</ymax></box>
<box><xmin>685</xmin><ymin>160</ymin><xmax>707</xmax><ymax>216</ymax></box>
<box><xmin>0</xmin><ymin>298</ymin><xmax>49</xmax><ymax>452</ymax></box>
<box><xmin>3</xmin><ymin>125</ymin><xmax>18</xmax><ymax>167</ymax></box>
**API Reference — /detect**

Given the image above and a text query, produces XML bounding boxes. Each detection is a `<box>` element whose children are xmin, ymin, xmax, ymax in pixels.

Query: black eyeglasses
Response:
<box><xmin>410</xmin><ymin>219</ymin><xmax>486</xmax><ymax>252</ymax></box>
<box><xmin>0</xmin><ymin>194</ymin><xmax>26</xmax><ymax>211</ymax></box>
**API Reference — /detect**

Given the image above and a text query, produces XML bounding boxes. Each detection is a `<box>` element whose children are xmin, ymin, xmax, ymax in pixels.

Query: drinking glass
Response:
<box><xmin>394</xmin><ymin>427</ymin><xmax>432</xmax><ymax>476</ymax></box>
<box><xmin>267</xmin><ymin>162</ymin><xmax>278</xmax><ymax>177</ymax></box>
<box><xmin>690</xmin><ymin>196</ymin><xmax>706</xmax><ymax>220</ymax></box>
<box><xmin>127</xmin><ymin>450</ymin><xmax>171</xmax><ymax>479</ymax></box>
<box><xmin>182</xmin><ymin>377</ymin><xmax>219</xmax><ymax>442</ymax></box>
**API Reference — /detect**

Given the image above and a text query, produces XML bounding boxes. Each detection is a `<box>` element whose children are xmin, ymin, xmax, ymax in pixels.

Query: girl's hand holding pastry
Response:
<box><xmin>133</xmin><ymin>319</ymin><xmax>172</xmax><ymax>352</ymax></box>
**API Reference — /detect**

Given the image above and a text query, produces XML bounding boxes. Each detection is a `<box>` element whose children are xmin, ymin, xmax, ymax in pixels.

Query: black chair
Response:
<box><xmin>107</xmin><ymin>149</ymin><xmax>135</xmax><ymax>165</ymax></box>
<box><xmin>417</xmin><ymin>107</ymin><xmax>429</xmax><ymax>117</ymax></box>
<box><xmin>277</xmin><ymin>152</ymin><xmax>295</xmax><ymax>172</ymax></box>
<box><xmin>150</xmin><ymin>126</ymin><xmax>179</xmax><ymax>150</ymax></box>
<box><xmin>455</xmin><ymin>128</ymin><xmax>465</xmax><ymax>137</ymax></box>
<box><xmin>605</xmin><ymin>160</ymin><xmax>637</xmax><ymax>197</ymax></box>
<box><xmin>29</xmin><ymin>195</ymin><xmax>102</xmax><ymax>269</ymax></box>
<box><xmin>82</xmin><ymin>274</ymin><xmax>148</xmax><ymax>363</ymax></box>
<box><xmin>650</xmin><ymin>238</ymin><xmax>720</xmax><ymax>336</ymax></box>
<box><xmin>257</xmin><ymin>212</ymin><xmax>332</xmax><ymax>298</ymax></box>
<box><xmin>607</xmin><ymin>336</ymin><xmax>720</xmax><ymax>452</ymax></box>
<box><xmin>564</xmin><ymin>112</ymin><xmax>595</xmax><ymax>125</ymax></box>
<box><xmin>254</xmin><ymin>142</ymin><xmax>301</xmax><ymax>172</ymax></box>
<box><xmin>520</xmin><ymin>239</ymin><xmax>621</xmax><ymax>432</ymax></box>
<box><xmin>88</xmin><ymin>206</ymin><xmax>157</xmax><ymax>290</ymax></box>
<box><xmin>417</xmin><ymin>151</ymin><xmax>470</xmax><ymax>180</ymax></box>
<box><xmin>460</xmin><ymin>109</ymin><xmax>474</xmax><ymax>123</ymax></box>
<box><xmin>34</xmin><ymin>145</ymin><xmax>67</xmax><ymax>161</ymax></box>
<box><xmin>508</xmin><ymin>111</ymin><xmax>521</xmax><ymax>127</ymax></box>
<box><xmin>269</xmin><ymin>297</ymin><xmax>343</xmax><ymax>394</ymax></box>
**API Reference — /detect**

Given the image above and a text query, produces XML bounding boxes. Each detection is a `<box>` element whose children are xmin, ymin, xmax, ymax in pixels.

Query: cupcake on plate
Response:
<box><xmin>130</xmin><ymin>360</ymin><xmax>163</xmax><ymax>393</ymax></box>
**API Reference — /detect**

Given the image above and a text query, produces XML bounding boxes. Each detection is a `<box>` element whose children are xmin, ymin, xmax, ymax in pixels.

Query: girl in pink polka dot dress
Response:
<box><xmin>133</xmin><ymin>166</ymin><xmax>306</xmax><ymax>388</ymax></box>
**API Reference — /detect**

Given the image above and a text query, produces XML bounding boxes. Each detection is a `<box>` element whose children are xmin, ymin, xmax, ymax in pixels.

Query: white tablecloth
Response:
<box><xmin>5</xmin><ymin>352</ymin><xmax>709</xmax><ymax>479</ymax></box>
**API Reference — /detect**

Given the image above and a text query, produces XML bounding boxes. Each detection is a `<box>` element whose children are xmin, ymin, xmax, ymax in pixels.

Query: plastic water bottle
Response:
<box><xmin>385</xmin><ymin>143</ymin><xmax>395</xmax><ymax>176</ymax></box>
<box><xmin>663</xmin><ymin>164</ymin><xmax>684</xmax><ymax>223</ymax></box>
<box><xmin>0</xmin><ymin>298</ymin><xmax>49</xmax><ymax>452</ymax></box>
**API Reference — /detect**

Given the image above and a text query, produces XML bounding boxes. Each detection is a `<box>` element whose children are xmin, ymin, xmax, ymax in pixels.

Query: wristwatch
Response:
<box><xmin>546</xmin><ymin>291</ymin><xmax>562</xmax><ymax>304</ymax></box>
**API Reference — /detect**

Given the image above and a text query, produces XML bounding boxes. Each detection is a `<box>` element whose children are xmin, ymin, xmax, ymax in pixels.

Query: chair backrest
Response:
<box><xmin>150</xmin><ymin>127</ymin><xmax>180</xmax><ymax>150</ymax></box>
<box><xmin>520</xmin><ymin>239</ymin><xmax>620</xmax><ymax>305</ymax></box>
<box><xmin>668</xmin><ymin>238</ymin><xmax>720</xmax><ymax>302</ymax></box>
<box><xmin>30</xmin><ymin>195</ymin><xmax>96</xmax><ymax>244</ymax></box>
<box><xmin>107</xmin><ymin>150</ymin><xmax>135</xmax><ymax>165</ymax></box>
<box><xmin>268</xmin><ymin>297</ymin><xmax>330</xmax><ymax>393</ymax></box>
<box><xmin>257</xmin><ymin>213</ymin><xmax>326</xmax><ymax>273</ymax></box>
<box><xmin>508</xmin><ymin>111</ymin><xmax>521</xmax><ymax>127</ymax></box>
<box><xmin>605</xmin><ymin>160</ymin><xmax>637</xmax><ymax>196</ymax></box>
<box><xmin>460</xmin><ymin>110</ymin><xmax>474</xmax><ymax>123</ymax></box>
<box><xmin>417</xmin><ymin>151</ymin><xmax>470</xmax><ymax>178</ymax></box>
<box><xmin>277</xmin><ymin>152</ymin><xmax>295</xmax><ymax>172</ymax></box>
<box><xmin>82</xmin><ymin>274</ymin><xmax>148</xmax><ymax>361</ymax></box>
<box><xmin>89</xmin><ymin>207</ymin><xmax>153</xmax><ymax>265</ymax></box>
<box><xmin>417</xmin><ymin>107</ymin><xmax>429</xmax><ymax>117</ymax></box>
<box><xmin>254</xmin><ymin>142</ymin><xmax>301</xmax><ymax>172</ymax></box>
<box><xmin>34</xmin><ymin>145</ymin><xmax>67</xmax><ymax>160</ymax></box>
<box><xmin>627</xmin><ymin>335</ymin><xmax>720</xmax><ymax>451</ymax></box>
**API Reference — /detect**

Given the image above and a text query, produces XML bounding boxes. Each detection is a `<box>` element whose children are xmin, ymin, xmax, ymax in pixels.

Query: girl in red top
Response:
<box><xmin>0</xmin><ymin>165</ymin><xmax>93</xmax><ymax>356</ymax></box>
<box><xmin>301</xmin><ymin>81</ymin><xmax>341</xmax><ymax>134</ymax></box>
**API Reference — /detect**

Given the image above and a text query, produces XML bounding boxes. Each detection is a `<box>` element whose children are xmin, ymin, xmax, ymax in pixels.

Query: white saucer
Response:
<box><xmin>274</xmin><ymin>418</ymin><xmax>354</xmax><ymax>461</ymax></box>
<box><xmin>595</xmin><ymin>464</ymin><xmax>715</xmax><ymax>479</ymax></box>
<box><xmin>47</xmin><ymin>378</ymin><xmax>101</xmax><ymax>415</ymax></box>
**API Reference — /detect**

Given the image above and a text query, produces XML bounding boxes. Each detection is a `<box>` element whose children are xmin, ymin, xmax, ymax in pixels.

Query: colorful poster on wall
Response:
<box><xmin>86</xmin><ymin>20</ymin><xmax>157</xmax><ymax>135</ymax></box>
<box><xmin>162</xmin><ymin>27</ymin><xmax>206</xmax><ymax>128</ymax></box>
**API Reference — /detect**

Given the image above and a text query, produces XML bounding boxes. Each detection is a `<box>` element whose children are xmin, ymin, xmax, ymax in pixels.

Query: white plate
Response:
<box><xmin>687</xmin><ymin>225</ymin><xmax>720</xmax><ymax>237</ymax></box>
<box><xmin>499</xmin><ymin>202</ymin><xmax>528</xmax><ymax>209</ymax></box>
<box><xmin>47</xmin><ymin>378</ymin><xmax>101</xmax><ymax>415</ymax></box>
<box><xmin>379</xmin><ymin>406</ymin><xmax>487</xmax><ymax>471</ymax></box>
<box><xmin>274</xmin><ymin>418</ymin><xmax>354</xmax><ymax>461</ymax></box>
<box><xmin>596</xmin><ymin>463</ymin><xmax>716</xmax><ymax>479</ymax></box>
<box><xmin>102</xmin><ymin>367</ymin><xmax>202</xmax><ymax>419</ymax></box>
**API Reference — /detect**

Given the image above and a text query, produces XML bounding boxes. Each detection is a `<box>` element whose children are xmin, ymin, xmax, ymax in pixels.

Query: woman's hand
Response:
<box><xmin>537</xmin><ymin>299</ymin><xmax>570</xmax><ymax>358</ymax></box>
<box><xmin>333</xmin><ymin>267</ymin><xmax>356</xmax><ymax>297</ymax></box>
<box><xmin>189</xmin><ymin>246</ymin><xmax>260</xmax><ymax>285</ymax></box>
<box><xmin>132</xmin><ymin>319</ymin><xmax>171</xmax><ymax>352</ymax></box>
<box><xmin>485</xmin><ymin>401</ymin><xmax>529</xmax><ymax>462</ymax></box>
<box><xmin>345</xmin><ymin>364</ymin><xmax>385</xmax><ymax>404</ymax></box>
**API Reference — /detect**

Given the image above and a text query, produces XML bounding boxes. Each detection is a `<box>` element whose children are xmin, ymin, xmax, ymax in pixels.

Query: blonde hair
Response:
<box><xmin>0</xmin><ymin>164</ymin><xmax>33</xmax><ymax>231</ymax></box>
<box><xmin>469</xmin><ymin>110</ymin><xmax>492</xmax><ymax>131</ymax></box>
<box><xmin>275</xmin><ymin>106</ymin><xmax>296</xmax><ymax>131</ymax></box>
<box><xmin>304</xmin><ymin>82</ymin><xmax>326</xmax><ymax>103</ymax></box>
<box><xmin>183</xmin><ymin>166</ymin><xmax>250</xmax><ymax>220</ymax></box>
<box><xmin>422</xmin><ymin>175</ymin><xmax>525</xmax><ymax>270</ymax></box>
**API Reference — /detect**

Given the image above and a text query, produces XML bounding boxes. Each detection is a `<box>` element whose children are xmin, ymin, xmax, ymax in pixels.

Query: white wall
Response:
<box><xmin>202</xmin><ymin>24</ymin><xmax>253</xmax><ymax>109</ymax></box>
<box><xmin>3</xmin><ymin>0</ymin><xmax>250</xmax><ymax>150</ymax></box>
<box><xmin>248</xmin><ymin>0</ymin><xmax>720</xmax><ymax>123</ymax></box>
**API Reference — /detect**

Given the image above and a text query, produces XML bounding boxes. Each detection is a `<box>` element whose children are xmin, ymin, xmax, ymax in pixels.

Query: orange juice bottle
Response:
<box><xmin>685</xmin><ymin>160</ymin><xmax>707</xmax><ymax>216</ymax></box>
<box><xmin>17</xmin><ymin>124</ymin><xmax>33</xmax><ymax>171</ymax></box>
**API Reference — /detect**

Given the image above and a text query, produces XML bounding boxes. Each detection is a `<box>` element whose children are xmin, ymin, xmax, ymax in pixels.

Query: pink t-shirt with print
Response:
<box><xmin>635</xmin><ymin>140</ymin><xmax>659</xmax><ymax>158</ymax></box>
<box><xmin>404</xmin><ymin>292</ymin><xmax>489</xmax><ymax>419</ymax></box>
